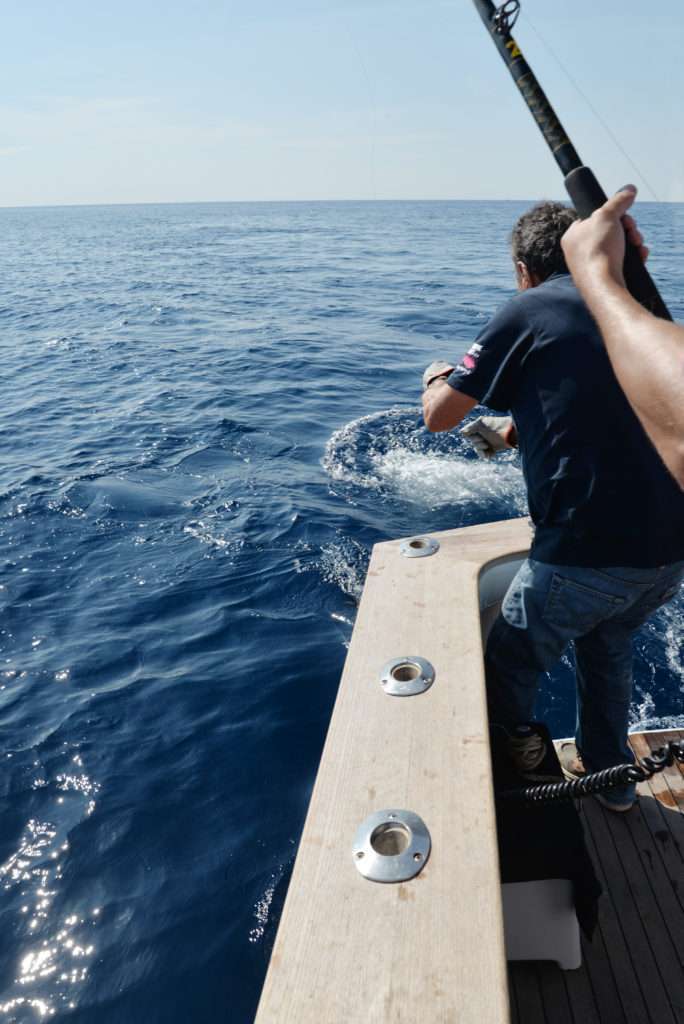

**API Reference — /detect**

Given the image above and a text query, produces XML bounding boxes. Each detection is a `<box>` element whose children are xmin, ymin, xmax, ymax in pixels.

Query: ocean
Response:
<box><xmin>0</xmin><ymin>199</ymin><xmax>682</xmax><ymax>1022</ymax></box>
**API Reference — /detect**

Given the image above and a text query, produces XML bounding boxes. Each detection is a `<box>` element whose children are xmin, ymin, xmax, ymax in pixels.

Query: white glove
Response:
<box><xmin>422</xmin><ymin>360</ymin><xmax>455</xmax><ymax>391</ymax></box>
<box><xmin>460</xmin><ymin>416</ymin><xmax>516</xmax><ymax>459</ymax></box>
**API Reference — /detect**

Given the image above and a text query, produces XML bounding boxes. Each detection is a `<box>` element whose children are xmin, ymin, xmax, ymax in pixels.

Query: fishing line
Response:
<box><xmin>521</xmin><ymin>10</ymin><xmax>660</xmax><ymax>201</ymax></box>
<box><xmin>472</xmin><ymin>0</ymin><xmax>670</xmax><ymax>318</ymax></box>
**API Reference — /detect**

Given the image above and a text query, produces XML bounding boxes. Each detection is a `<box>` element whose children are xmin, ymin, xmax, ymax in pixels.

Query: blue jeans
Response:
<box><xmin>485</xmin><ymin>559</ymin><xmax>684</xmax><ymax>804</ymax></box>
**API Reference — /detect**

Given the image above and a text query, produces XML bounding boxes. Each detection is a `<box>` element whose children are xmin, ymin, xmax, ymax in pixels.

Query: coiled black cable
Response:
<box><xmin>499</xmin><ymin>740</ymin><xmax>684</xmax><ymax>804</ymax></box>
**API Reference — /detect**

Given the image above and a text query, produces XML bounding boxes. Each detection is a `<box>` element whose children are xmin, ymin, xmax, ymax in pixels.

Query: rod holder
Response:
<box><xmin>380</xmin><ymin>656</ymin><xmax>435</xmax><ymax>697</ymax></box>
<box><xmin>400</xmin><ymin>536</ymin><xmax>440</xmax><ymax>558</ymax></box>
<box><xmin>353</xmin><ymin>810</ymin><xmax>431</xmax><ymax>882</ymax></box>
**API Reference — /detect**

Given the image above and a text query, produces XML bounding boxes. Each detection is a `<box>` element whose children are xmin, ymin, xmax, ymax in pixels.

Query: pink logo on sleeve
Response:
<box><xmin>458</xmin><ymin>342</ymin><xmax>482</xmax><ymax>375</ymax></box>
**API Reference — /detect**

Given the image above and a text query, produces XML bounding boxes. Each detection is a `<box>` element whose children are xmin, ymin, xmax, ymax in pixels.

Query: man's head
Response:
<box><xmin>511</xmin><ymin>201</ymin><xmax>578</xmax><ymax>290</ymax></box>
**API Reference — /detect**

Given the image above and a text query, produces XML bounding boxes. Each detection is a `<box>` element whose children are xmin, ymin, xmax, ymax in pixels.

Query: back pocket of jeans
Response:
<box><xmin>543</xmin><ymin>573</ymin><xmax>627</xmax><ymax>634</ymax></box>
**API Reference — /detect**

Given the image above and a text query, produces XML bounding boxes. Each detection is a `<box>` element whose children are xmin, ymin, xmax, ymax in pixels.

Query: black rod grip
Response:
<box><xmin>564</xmin><ymin>166</ymin><xmax>671</xmax><ymax>321</ymax></box>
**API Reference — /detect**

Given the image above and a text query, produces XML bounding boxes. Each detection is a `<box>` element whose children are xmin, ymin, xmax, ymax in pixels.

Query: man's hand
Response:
<box><xmin>422</xmin><ymin>360</ymin><xmax>455</xmax><ymax>391</ymax></box>
<box><xmin>561</xmin><ymin>185</ymin><xmax>649</xmax><ymax>291</ymax></box>
<box><xmin>460</xmin><ymin>416</ymin><xmax>517</xmax><ymax>459</ymax></box>
<box><xmin>422</xmin><ymin>364</ymin><xmax>477</xmax><ymax>432</ymax></box>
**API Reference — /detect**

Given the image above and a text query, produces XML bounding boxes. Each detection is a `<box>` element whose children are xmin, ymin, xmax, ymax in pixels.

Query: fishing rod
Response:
<box><xmin>472</xmin><ymin>0</ymin><xmax>671</xmax><ymax>321</ymax></box>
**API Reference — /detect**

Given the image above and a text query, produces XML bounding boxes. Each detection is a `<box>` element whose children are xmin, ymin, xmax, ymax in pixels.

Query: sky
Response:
<box><xmin>1</xmin><ymin>0</ymin><xmax>683</xmax><ymax>206</ymax></box>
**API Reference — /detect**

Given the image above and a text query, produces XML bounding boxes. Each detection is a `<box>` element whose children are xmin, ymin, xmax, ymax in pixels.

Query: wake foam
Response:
<box><xmin>373</xmin><ymin>448</ymin><xmax>526</xmax><ymax>510</ymax></box>
<box><xmin>658</xmin><ymin>597</ymin><xmax>684</xmax><ymax>689</ymax></box>
<box><xmin>631</xmin><ymin>589</ymin><xmax>684</xmax><ymax>731</ymax></box>
<box><xmin>629</xmin><ymin>692</ymin><xmax>684</xmax><ymax>733</ymax></box>
<box><xmin>318</xmin><ymin>538</ymin><xmax>368</xmax><ymax>600</ymax></box>
<box><xmin>248</xmin><ymin>863</ymin><xmax>288</xmax><ymax>945</ymax></box>
<box><xmin>293</xmin><ymin>535</ymin><xmax>368</xmax><ymax>602</ymax></box>
<box><xmin>323</xmin><ymin>406</ymin><xmax>526</xmax><ymax>512</ymax></box>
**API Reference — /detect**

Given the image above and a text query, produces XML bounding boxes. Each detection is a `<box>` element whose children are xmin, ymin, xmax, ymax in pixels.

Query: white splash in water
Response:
<box><xmin>318</xmin><ymin>541</ymin><xmax>367</xmax><ymax>600</ymax></box>
<box><xmin>658</xmin><ymin>597</ymin><xmax>684</xmax><ymax>689</ymax></box>
<box><xmin>248</xmin><ymin>863</ymin><xmax>288</xmax><ymax>944</ymax></box>
<box><xmin>371</xmin><ymin>448</ymin><xmax>526</xmax><ymax>511</ymax></box>
<box><xmin>183</xmin><ymin>520</ymin><xmax>243</xmax><ymax>555</ymax></box>
<box><xmin>248</xmin><ymin>880</ymin><xmax>277</xmax><ymax>944</ymax></box>
<box><xmin>323</xmin><ymin>406</ymin><xmax>526</xmax><ymax>512</ymax></box>
<box><xmin>629</xmin><ymin>691</ymin><xmax>683</xmax><ymax>732</ymax></box>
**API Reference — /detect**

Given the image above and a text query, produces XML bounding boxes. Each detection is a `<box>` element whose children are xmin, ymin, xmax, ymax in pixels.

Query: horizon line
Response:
<box><xmin>2</xmin><ymin>195</ymin><xmax>676</xmax><ymax>213</ymax></box>
<box><xmin>0</xmin><ymin>196</ymin><xmax>563</xmax><ymax>212</ymax></box>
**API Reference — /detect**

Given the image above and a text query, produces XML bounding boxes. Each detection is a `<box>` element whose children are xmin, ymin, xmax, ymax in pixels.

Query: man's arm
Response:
<box><xmin>423</xmin><ymin>299</ymin><xmax>530</xmax><ymax>433</ymax></box>
<box><xmin>422</xmin><ymin>376</ymin><xmax>477</xmax><ymax>432</ymax></box>
<box><xmin>562</xmin><ymin>186</ymin><xmax>684</xmax><ymax>488</ymax></box>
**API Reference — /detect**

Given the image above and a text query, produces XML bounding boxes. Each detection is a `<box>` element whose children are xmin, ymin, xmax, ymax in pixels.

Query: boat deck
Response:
<box><xmin>509</xmin><ymin>729</ymin><xmax>684</xmax><ymax>1024</ymax></box>
<box><xmin>255</xmin><ymin>521</ymin><xmax>682</xmax><ymax>1024</ymax></box>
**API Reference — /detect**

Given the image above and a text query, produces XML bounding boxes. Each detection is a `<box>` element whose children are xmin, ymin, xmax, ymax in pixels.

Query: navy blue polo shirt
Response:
<box><xmin>447</xmin><ymin>272</ymin><xmax>684</xmax><ymax>567</ymax></box>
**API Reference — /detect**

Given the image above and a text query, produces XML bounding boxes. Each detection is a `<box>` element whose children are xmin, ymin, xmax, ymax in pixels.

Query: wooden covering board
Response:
<box><xmin>255</xmin><ymin>517</ymin><xmax>532</xmax><ymax>1024</ymax></box>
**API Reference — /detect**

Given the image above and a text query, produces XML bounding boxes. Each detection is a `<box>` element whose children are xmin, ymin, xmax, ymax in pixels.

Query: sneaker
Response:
<box><xmin>594</xmin><ymin>792</ymin><xmax>636</xmax><ymax>813</ymax></box>
<box><xmin>507</xmin><ymin>727</ymin><xmax>558</xmax><ymax>782</ymax></box>
<box><xmin>558</xmin><ymin>741</ymin><xmax>586</xmax><ymax>781</ymax></box>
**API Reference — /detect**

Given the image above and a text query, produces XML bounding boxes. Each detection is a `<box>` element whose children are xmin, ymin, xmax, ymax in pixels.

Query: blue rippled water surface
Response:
<box><xmin>1</xmin><ymin>200</ymin><xmax>682</xmax><ymax>1022</ymax></box>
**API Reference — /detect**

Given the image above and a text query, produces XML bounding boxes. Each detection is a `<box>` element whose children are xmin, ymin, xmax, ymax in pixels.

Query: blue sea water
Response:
<box><xmin>0</xmin><ymin>199</ymin><xmax>682</xmax><ymax>1023</ymax></box>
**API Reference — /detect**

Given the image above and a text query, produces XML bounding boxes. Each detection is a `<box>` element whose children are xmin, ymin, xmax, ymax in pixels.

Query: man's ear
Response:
<box><xmin>516</xmin><ymin>261</ymin><xmax>534</xmax><ymax>290</ymax></box>
<box><xmin>516</xmin><ymin>261</ymin><xmax>542</xmax><ymax>290</ymax></box>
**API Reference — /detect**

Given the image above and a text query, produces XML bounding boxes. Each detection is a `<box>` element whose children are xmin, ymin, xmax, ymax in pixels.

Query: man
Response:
<box><xmin>561</xmin><ymin>185</ymin><xmax>684</xmax><ymax>488</ymax></box>
<box><xmin>422</xmin><ymin>201</ymin><xmax>684</xmax><ymax>811</ymax></box>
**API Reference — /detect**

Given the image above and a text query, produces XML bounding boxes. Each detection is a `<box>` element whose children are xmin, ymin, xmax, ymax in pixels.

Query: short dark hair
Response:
<box><xmin>510</xmin><ymin>201</ymin><xmax>578</xmax><ymax>281</ymax></box>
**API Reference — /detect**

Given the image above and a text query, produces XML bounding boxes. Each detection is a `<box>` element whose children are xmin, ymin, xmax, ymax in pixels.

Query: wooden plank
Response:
<box><xmin>535</xmin><ymin>962</ymin><xmax>574</xmax><ymax>1024</ymax></box>
<box><xmin>630</xmin><ymin>733</ymin><xmax>684</xmax><ymax>819</ymax></box>
<box><xmin>624</xmin><ymin>760</ymin><xmax>684</xmax><ymax>915</ymax></box>
<box><xmin>255</xmin><ymin>518</ymin><xmax>531</xmax><ymax>1024</ymax></box>
<box><xmin>583</xmin><ymin>799</ymin><xmax>677</xmax><ymax>1024</ymax></box>
<box><xmin>597</xmin><ymin>804</ymin><xmax>684</xmax><ymax>1022</ymax></box>
<box><xmin>509</xmin><ymin>964</ymin><xmax>547</xmax><ymax>1024</ymax></box>
<box><xmin>579</xmin><ymin>811</ymin><xmax>643</xmax><ymax>1024</ymax></box>
<box><xmin>643</xmin><ymin>728</ymin><xmax>684</xmax><ymax>769</ymax></box>
<box><xmin>507</xmin><ymin>967</ymin><xmax>520</xmax><ymax>1024</ymax></box>
<box><xmin>578</xmin><ymin>927</ymin><xmax>627</xmax><ymax>1024</ymax></box>
<box><xmin>671</xmin><ymin>729</ymin><xmax>684</xmax><ymax>786</ymax></box>
<box><xmin>635</xmin><ymin>734</ymin><xmax>684</xmax><ymax>934</ymax></box>
<box><xmin>644</xmin><ymin>730</ymin><xmax>684</xmax><ymax>808</ymax></box>
<box><xmin>616</xmin><ymin>801</ymin><xmax>684</xmax><ymax>963</ymax></box>
<box><xmin>551</xmin><ymin>733</ymin><xmax>684</xmax><ymax>1023</ymax></box>
<box><xmin>505</xmin><ymin>886</ymin><xmax>603</xmax><ymax>1024</ymax></box>
<box><xmin>561</xmin><ymin>940</ymin><xmax>601</xmax><ymax>1024</ymax></box>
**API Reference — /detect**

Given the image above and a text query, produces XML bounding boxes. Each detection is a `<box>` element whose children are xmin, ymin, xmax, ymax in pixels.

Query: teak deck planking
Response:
<box><xmin>509</xmin><ymin>730</ymin><xmax>684</xmax><ymax>1024</ymax></box>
